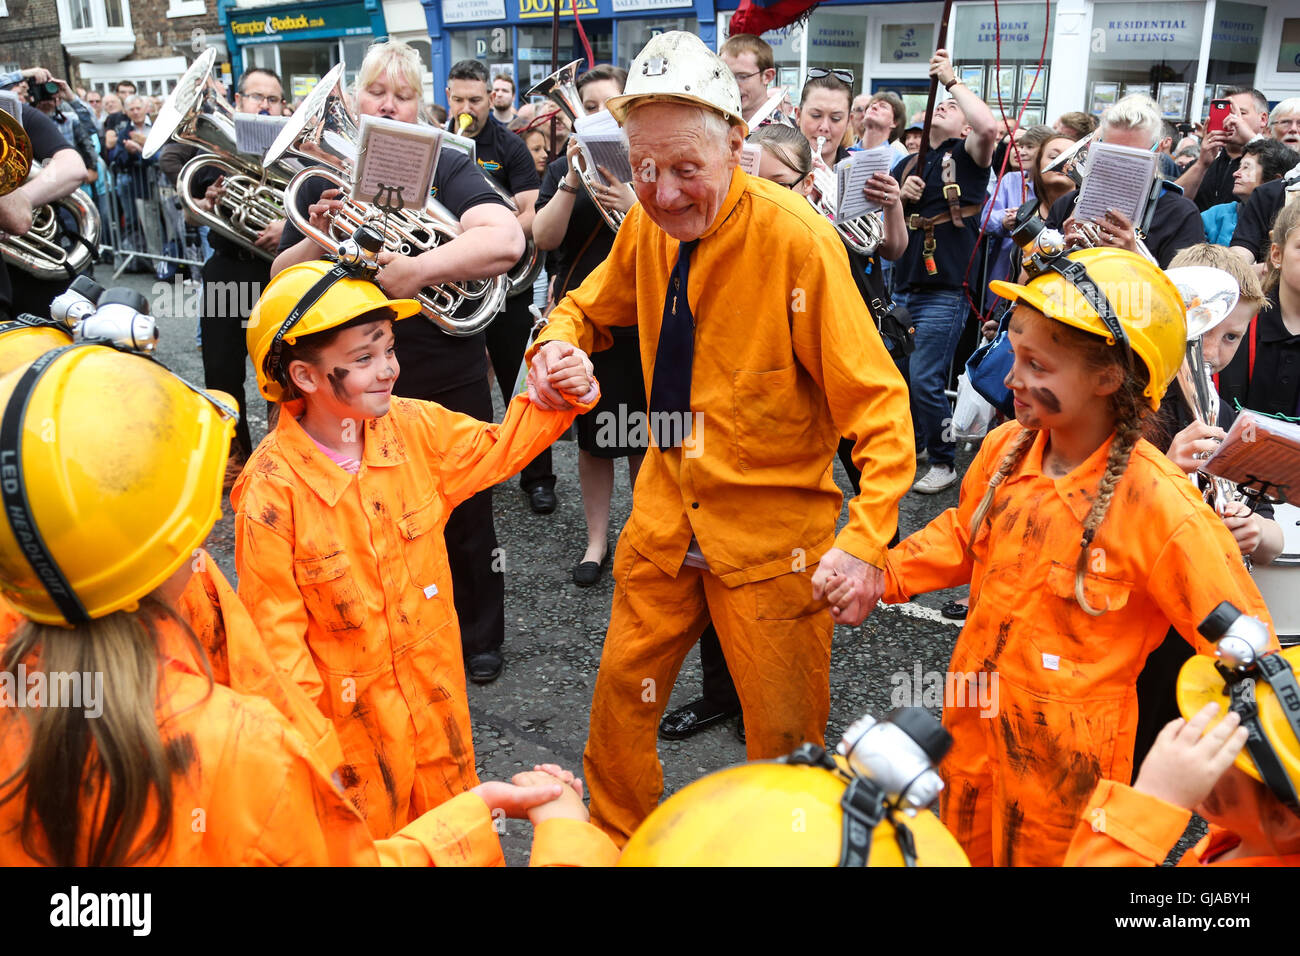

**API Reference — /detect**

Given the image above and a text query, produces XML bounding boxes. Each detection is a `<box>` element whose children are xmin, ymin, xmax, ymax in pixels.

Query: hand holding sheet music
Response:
<box><xmin>573</xmin><ymin>110</ymin><xmax>633</xmax><ymax>186</ymax></box>
<box><xmin>1204</xmin><ymin>410</ymin><xmax>1300</xmax><ymax>505</ymax></box>
<box><xmin>1074</xmin><ymin>142</ymin><xmax>1158</xmax><ymax>227</ymax></box>
<box><xmin>835</xmin><ymin>144</ymin><xmax>895</xmax><ymax>222</ymax></box>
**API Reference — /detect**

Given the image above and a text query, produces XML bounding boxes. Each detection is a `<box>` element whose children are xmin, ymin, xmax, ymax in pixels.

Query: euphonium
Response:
<box><xmin>144</xmin><ymin>49</ymin><xmax>290</xmax><ymax>262</ymax></box>
<box><xmin>525</xmin><ymin>59</ymin><xmax>625</xmax><ymax>234</ymax></box>
<box><xmin>452</xmin><ymin>110</ymin><xmax>542</xmax><ymax>297</ymax></box>
<box><xmin>809</xmin><ymin>136</ymin><xmax>883</xmax><ymax>255</ymax></box>
<box><xmin>264</xmin><ymin>64</ymin><xmax>506</xmax><ymax>337</ymax></box>
<box><xmin>0</xmin><ymin>108</ymin><xmax>32</xmax><ymax>197</ymax></box>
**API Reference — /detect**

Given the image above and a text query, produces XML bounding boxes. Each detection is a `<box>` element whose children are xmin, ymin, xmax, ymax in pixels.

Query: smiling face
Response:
<box><xmin>797</xmin><ymin>87</ymin><xmax>850</xmax><ymax>159</ymax></box>
<box><xmin>447</xmin><ymin>77</ymin><xmax>491</xmax><ymax>137</ymax></box>
<box><xmin>1003</xmin><ymin>304</ymin><xmax>1119</xmax><ymax>433</ymax></box>
<box><xmin>290</xmin><ymin>319</ymin><xmax>400</xmax><ymax>421</ymax></box>
<box><xmin>357</xmin><ymin>73</ymin><xmax>419</xmax><ymax>124</ymax></box>
<box><xmin>625</xmin><ymin>102</ymin><xmax>742</xmax><ymax>242</ymax></box>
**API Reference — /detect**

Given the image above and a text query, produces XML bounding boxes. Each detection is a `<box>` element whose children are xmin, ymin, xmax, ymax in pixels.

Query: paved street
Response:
<box><xmin>112</xmin><ymin>262</ymin><xmax>973</xmax><ymax>863</ymax></box>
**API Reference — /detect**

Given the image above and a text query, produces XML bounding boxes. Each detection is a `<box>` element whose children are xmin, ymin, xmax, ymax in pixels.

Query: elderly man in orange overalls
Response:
<box><xmin>527</xmin><ymin>31</ymin><xmax>915</xmax><ymax>844</ymax></box>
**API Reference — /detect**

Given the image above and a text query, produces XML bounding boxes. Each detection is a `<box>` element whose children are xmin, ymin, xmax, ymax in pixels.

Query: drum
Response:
<box><xmin>1251</xmin><ymin>501</ymin><xmax>1300</xmax><ymax>646</ymax></box>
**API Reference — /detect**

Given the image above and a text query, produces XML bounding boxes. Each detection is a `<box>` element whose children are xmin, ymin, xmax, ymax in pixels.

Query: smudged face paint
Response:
<box><xmin>1004</xmin><ymin>304</ymin><xmax>1114</xmax><ymax>435</ymax></box>
<box><xmin>303</xmin><ymin>319</ymin><xmax>399</xmax><ymax>423</ymax></box>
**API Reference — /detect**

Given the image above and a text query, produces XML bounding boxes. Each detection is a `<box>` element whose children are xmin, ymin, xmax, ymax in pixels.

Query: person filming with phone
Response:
<box><xmin>1177</xmin><ymin>88</ymin><xmax>1269</xmax><ymax>211</ymax></box>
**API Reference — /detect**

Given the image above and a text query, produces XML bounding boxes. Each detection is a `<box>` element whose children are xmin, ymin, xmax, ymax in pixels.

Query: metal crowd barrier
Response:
<box><xmin>97</xmin><ymin>161</ymin><xmax>205</xmax><ymax>279</ymax></box>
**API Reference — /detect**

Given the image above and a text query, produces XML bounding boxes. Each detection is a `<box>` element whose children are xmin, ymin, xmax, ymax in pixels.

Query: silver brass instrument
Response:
<box><xmin>525</xmin><ymin>59</ymin><xmax>626</xmax><ymax>234</ymax></box>
<box><xmin>0</xmin><ymin>104</ymin><xmax>101</xmax><ymax>280</ymax></box>
<box><xmin>265</xmin><ymin>64</ymin><xmax>506</xmax><ymax>337</ymax></box>
<box><xmin>1</xmin><ymin>163</ymin><xmax>102</xmax><ymax>281</ymax></box>
<box><xmin>452</xmin><ymin>111</ymin><xmax>542</xmax><ymax>297</ymax></box>
<box><xmin>144</xmin><ymin>49</ymin><xmax>290</xmax><ymax>262</ymax></box>
<box><xmin>809</xmin><ymin>135</ymin><xmax>882</xmax><ymax>255</ymax></box>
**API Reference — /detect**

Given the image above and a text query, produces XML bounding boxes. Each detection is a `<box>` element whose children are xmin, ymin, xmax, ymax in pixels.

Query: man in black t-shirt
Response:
<box><xmin>0</xmin><ymin>102</ymin><xmax>89</xmax><ymax>322</ymax></box>
<box><xmin>183</xmin><ymin>68</ymin><xmax>288</xmax><ymax>475</ymax></box>
<box><xmin>272</xmin><ymin>52</ymin><xmax>524</xmax><ymax>685</ymax></box>
<box><xmin>446</xmin><ymin>58</ymin><xmax>554</xmax><ymax>514</ymax></box>
<box><xmin>1231</xmin><ymin>177</ymin><xmax>1290</xmax><ymax>265</ymax></box>
<box><xmin>891</xmin><ymin>47</ymin><xmax>996</xmax><ymax>495</ymax></box>
<box><xmin>1177</xmin><ymin>87</ymin><xmax>1269</xmax><ymax>212</ymax></box>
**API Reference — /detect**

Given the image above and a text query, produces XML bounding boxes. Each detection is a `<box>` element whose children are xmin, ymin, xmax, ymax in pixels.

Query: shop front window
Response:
<box><xmin>1278</xmin><ymin>17</ymin><xmax>1300</xmax><ymax>73</ymax></box>
<box><xmin>451</xmin><ymin>24</ymin><xmax>515</xmax><ymax>82</ymax></box>
<box><xmin>1205</xmin><ymin>2</ymin><xmax>1266</xmax><ymax>93</ymax></box>
<box><xmin>280</xmin><ymin>43</ymin><xmax>339</xmax><ymax>106</ymax></box>
<box><xmin>1085</xmin><ymin>1</ymin><xmax>1204</xmax><ymax>123</ymax></box>
<box><xmin>804</xmin><ymin>9</ymin><xmax>867</xmax><ymax>98</ymax></box>
<box><xmin>952</xmin><ymin>1</ymin><xmax>1054</xmax><ymax>127</ymax></box>
<box><xmin>518</xmin><ymin>25</ymin><xmax>613</xmax><ymax>96</ymax></box>
<box><xmin>617</xmin><ymin>17</ymin><xmax>696</xmax><ymax>67</ymax></box>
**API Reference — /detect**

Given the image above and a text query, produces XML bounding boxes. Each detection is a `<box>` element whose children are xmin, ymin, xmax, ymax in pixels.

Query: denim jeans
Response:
<box><xmin>897</xmin><ymin>288</ymin><xmax>970</xmax><ymax>468</ymax></box>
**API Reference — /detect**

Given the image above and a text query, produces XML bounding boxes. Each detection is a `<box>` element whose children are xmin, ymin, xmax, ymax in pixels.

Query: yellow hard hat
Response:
<box><xmin>1177</xmin><ymin>645</ymin><xmax>1300</xmax><ymax>796</ymax></box>
<box><xmin>0</xmin><ymin>320</ymin><xmax>74</xmax><ymax>377</ymax></box>
<box><xmin>0</xmin><ymin>345</ymin><xmax>236</xmax><ymax>626</ymax></box>
<box><xmin>619</xmin><ymin>757</ymin><xmax>970</xmax><ymax>867</ymax></box>
<box><xmin>247</xmin><ymin>259</ymin><xmax>421</xmax><ymax>403</ymax></box>
<box><xmin>989</xmin><ymin>248</ymin><xmax>1187</xmax><ymax>410</ymax></box>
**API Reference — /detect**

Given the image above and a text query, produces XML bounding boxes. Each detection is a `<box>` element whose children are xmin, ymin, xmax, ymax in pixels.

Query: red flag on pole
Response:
<box><xmin>729</xmin><ymin>0</ymin><xmax>821</xmax><ymax>36</ymax></box>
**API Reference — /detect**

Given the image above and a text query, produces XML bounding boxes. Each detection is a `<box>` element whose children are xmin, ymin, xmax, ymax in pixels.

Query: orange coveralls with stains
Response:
<box><xmin>883</xmin><ymin>421</ymin><xmax>1274</xmax><ymax>867</ymax></box>
<box><xmin>0</xmin><ymin>610</ymin><xmax>620</xmax><ymax>866</ymax></box>
<box><xmin>1065</xmin><ymin>779</ymin><xmax>1300</xmax><ymax>866</ymax></box>
<box><xmin>232</xmin><ymin>392</ymin><xmax>591</xmax><ymax>839</ymax></box>
<box><xmin>530</xmin><ymin>170</ymin><xmax>914</xmax><ymax>843</ymax></box>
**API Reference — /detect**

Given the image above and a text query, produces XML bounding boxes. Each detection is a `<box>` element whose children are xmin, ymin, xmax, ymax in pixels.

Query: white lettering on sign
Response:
<box><xmin>442</xmin><ymin>0</ymin><xmax>507</xmax><ymax>24</ymax></box>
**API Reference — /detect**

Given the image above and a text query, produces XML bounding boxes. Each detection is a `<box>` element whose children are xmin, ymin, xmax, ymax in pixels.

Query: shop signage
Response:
<box><xmin>1209</xmin><ymin>3</ymin><xmax>1264</xmax><ymax>62</ymax></box>
<box><xmin>229</xmin><ymin>3</ymin><xmax>371</xmax><ymax>43</ymax></box>
<box><xmin>612</xmin><ymin>0</ymin><xmax>691</xmax><ymax>11</ymax></box>
<box><xmin>517</xmin><ymin>0</ymin><xmax>602</xmax><ymax>20</ymax></box>
<box><xmin>880</xmin><ymin>23</ymin><xmax>931</xmax><ymax>64</ymax></box>
<box><xmin>1089</xmin><ymin>2</ymin><xmax>1202</xmax><ymax>60</ymax></box>
<box><xmin>443</xmin><ymin>0</ymin><xmax>507</xmax><ymax>23</ymax></box>
<box><xmin>952</xmin><ymin>2</ymin><xmax>1054</xmax><ymax>61</ymax></box>
<box><xmin>808</xmin><ymin>14</ymin><xmax>864</xmax><ymax>62</ymax></box>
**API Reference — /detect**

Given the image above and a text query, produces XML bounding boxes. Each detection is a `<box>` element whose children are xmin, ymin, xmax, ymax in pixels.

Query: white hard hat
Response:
<box><xmin>606</xmin><ymin>31</ymin><xmax>748</xmax><ymax>136</ymax></box>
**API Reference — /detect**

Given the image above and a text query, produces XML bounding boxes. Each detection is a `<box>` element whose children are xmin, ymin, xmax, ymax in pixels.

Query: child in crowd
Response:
<box><xmin>1066</xmin><ymin>648</ymin><xmax>1300</xmax><ymax>866</ymax></box>
<box><xmin>233</xmin><ymin>260</ymin><xmax>597</xmax><ymax>839</ymax></box>
<box><xmin>873</xmin><ymin>247</ymin><xmax>1274</xmax><ymax>866</ymax></box>
<box><xmin>1218</xmin><ymin>200</ymin><xmax>1300</xmax><ymax>417</ymax></box>
<box><xmin>0</xmin><ymin>345</ymin><xmax>610</xmax><ymax>866</ymax></box>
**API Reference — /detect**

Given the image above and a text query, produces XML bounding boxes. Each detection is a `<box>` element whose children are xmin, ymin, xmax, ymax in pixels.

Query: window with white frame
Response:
<box><xmin>166</xmin><ymin>0</ymin><xmax>207</xmax><ymax>18</ymax></box>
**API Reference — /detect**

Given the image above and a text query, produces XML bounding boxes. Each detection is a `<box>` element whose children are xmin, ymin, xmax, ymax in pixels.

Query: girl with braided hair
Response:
<box><xmin>880</xmin><ymin>247</ymin><xmax>1275</xmax><ymax>866</ymax></box>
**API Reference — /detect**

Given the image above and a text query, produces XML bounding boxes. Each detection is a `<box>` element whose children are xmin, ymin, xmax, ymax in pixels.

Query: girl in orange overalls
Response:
<box><xmin>233</xmin><ymin>260</ymin><xmax>596</xmax><ymax>839</ymax></box>
<box><xmin>0</xmin><ymin>343</ymin><xmax>613</xmax><ymax>866</ymax></box>
<box><xmin>882</xmin><ymin>248</ymin><xmax>1274</xmax><ymax>866</ymax></box>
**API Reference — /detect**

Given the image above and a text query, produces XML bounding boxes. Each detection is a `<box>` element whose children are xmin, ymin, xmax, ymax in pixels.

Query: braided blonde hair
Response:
<box><xmin>966</xmin><ymin>311</ymin><xmax>1153</xmax><ymax>614</ymax></box>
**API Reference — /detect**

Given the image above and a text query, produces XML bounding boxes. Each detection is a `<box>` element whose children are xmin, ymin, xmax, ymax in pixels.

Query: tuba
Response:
<box><xmin>144</xmin><ymin>49</ymin><xmax>290</xmax><ymax>262</ymax></box>
<box><xmin>265</xmin><ymin>65</ymin><xmax>506</xmax><ymax>337</ymax></box>
<box><xmin>451</xmin><ymin>110</ymin><xmax>542</xmax><ymax>297</ymax></box>
<box><xmin>0</xmin><ymin>106</ymin><xmax>102</xmax><ymax>280</ymax></box>
<box><xmin>809</xmin><ymin>135</ymin><xmax>883</xmax><ymax>255</ymax></box>
<box><xmin>525</xmin><ymin>60</ymin><xmax>625</xmax><ymax>234</ymax></box>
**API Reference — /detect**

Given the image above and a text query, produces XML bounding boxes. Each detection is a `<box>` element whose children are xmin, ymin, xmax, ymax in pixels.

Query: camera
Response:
<box><xmin>31</xmin><ymin>80</ymin><xmax>59</xmax><ymax>103</ymax></box>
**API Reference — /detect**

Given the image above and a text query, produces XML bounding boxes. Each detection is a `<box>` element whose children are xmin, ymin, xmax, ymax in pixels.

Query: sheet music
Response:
<box><xmin>835</xmin><ymin>143</ymin><xmax>895</xmax><ymax>221</ymax></box>
<box><xmin>739</xmin><ymin>142</ymin><xmax>762</xmax><ymax>177</ymax></box>
<box><xmin>1074</xmin><ymin>142</ymin><xmax>1158</xmax><ymax>226</ymax></box>
<box><xmin>234</xmin><ymin>113</ymin><xmax>289</xmax><ymax>156</ymax></box>
<box><xmin>440</xmin><ymin>129</ymin><xmax>476</xmax><ymax>166</ymax></box>
<box><xmin>574</xmin><ymin>109</ymin><xmax>633</xmax><ymax>185</ymax></box>
<box><xmin>1204</xmin><ymin>411</ymin><xmax>1300</xmax><ymax>505</ymax></box>
<box><xmin>354</xmin><ymin>115</ymin><xmax>441</xmax><ymax>211</ymax></box>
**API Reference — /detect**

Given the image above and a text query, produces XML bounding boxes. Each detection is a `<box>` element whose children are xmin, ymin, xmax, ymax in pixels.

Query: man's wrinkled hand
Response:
<box><xmin>811</xmin><ymin>548</ymin><xmax>885</xmax><ymax>626</ymax></box>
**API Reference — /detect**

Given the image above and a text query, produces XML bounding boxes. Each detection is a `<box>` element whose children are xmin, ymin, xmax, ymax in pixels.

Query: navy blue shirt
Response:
<box><xmin>891</xmin><ymin>137</ymin><xmax>990</xmax><ymax>292</ymax></box>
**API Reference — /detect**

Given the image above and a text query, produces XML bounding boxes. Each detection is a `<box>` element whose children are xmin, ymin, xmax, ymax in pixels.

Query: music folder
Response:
<box><xmin>1203</xmin><ymin>410</ymin><xmax>1300</xmax><ymax>505</ymax></box>
<box><xmin>353</xmin><ymin>115</ymin><xmax>441</xmax><ymax>212</ymax></box>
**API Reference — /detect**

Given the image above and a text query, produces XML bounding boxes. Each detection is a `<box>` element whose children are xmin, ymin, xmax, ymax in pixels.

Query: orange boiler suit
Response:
<box><xmin>232</xmin><ymin>391</ymin><xmax>593</xmax><ymax>839</ymax></box>
<box><xmin>530</xmin><ymin>170</ymin><xmax>915</xmax><ymax>844</ymax></box>
<box><xmin>1064</xmin><ymin>779</ymin><xmax>1300</xmax><ymax>867</ymax></box>
<box><xmin>883</xmin><ymin>422</ymin><xmax>1274</xmax><ymax>866</ymax></box>
<box><xmin>0</xmin><ymin>609</ymin><xmax>620</xmax><ymax>866</ymax></box>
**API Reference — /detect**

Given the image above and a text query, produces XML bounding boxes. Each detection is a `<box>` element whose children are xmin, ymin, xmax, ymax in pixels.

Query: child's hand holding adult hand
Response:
<box><xmin>543</xmin><ymin>344</ymin><xmax>598</xmax><ymax>404</ymax></box>
<box><xmin>471</xmin><ymin>779</ymin><xmax>564</xmax><ymax>819</ymax></box>
<box><xmin>528</xmin><ymin>340</ymin><xmax>593</xmax><ymax>409</ymax></box>
<box><xmin>1167</xmin><ymin>421</ymin><xmax>1226</xmax><ymax>475</ymax></box>
<box><xmin>1133</xmin><ymin>703</ymin><xmax>1248</xmax><ymax>810</ymax></box>
<box><xmin>513</xmin><ymin>764</ymin><xmax>589</xmax><ymax>825</ymax></box>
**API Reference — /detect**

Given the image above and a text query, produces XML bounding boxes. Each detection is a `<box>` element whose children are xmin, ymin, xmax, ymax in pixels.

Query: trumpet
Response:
<box><xmin>525</xmin><ymin>60</ymin><xmax>625</xmax><ymax>234</ymax></box>
<box><xmin>264</xmin><ymin>65</ymin><xmax>506</xmax><ymax>337</ymax></box>
<box><xmin>145</xmin><ymin>49</ymin><xmax>291</xmax><ymax>262</ymax></box>
<box><xmin>809</xmin><ymin>136</ymin><xmax>883</xmax><ymax>255</ymax></box>
<box><xmin>451</xmin><ymin>111</ymin><xmax>542</xmax><ymax>297</ymax></box>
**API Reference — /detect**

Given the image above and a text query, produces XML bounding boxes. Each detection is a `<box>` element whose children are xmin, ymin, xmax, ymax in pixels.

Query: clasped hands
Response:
<box><xmin>527</xmin><ymin>339</ymin><xmax>598</xmax><ymax>409</ymax></box>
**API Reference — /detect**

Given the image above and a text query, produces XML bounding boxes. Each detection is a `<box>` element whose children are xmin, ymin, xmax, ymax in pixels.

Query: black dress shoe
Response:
<box><xmin>658</xmin><ymin>697</ymin><xmax>741</xmax><ymax>740</ymax></box>
<box><xmin>467</xmin><ymin>651</ymin><xmax>504</xmax><ymax>684</ymax></box>
<box><xmin>527</xmin><ymin>485</ymin><xmax>557</xmax><ymax>514</ymax></box>
<box><xmin>572</xmin><ymin>548</ymin><xmax>611</xmax><ymax>587</ymax></box>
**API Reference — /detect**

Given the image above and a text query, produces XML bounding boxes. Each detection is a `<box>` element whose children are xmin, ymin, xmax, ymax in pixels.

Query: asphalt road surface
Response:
<box><xmin>115</xmin><ymin>263</ymin><xmax>973</xmax><ymax>864</ymax></box>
